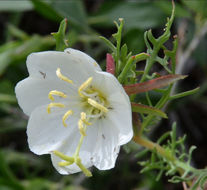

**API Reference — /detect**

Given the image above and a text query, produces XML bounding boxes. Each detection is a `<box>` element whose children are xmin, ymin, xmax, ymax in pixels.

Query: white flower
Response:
<box><xmin>15</xmin><ymin>48</ymin><xmax>133</xmax><ymax>176</ymax></box>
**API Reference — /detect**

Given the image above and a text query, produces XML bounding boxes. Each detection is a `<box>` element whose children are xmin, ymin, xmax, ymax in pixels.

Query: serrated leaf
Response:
<box><xmin>51</xmin><ymin>19</ymin><xmax>68</xmax><ymax>51</ymax></box>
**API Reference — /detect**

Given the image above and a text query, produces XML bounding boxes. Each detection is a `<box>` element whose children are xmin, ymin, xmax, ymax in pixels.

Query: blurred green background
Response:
<box><xmin>0</xmin><ymin>0</ymin><xmax>207</xmax><ymax>189</ymax></box>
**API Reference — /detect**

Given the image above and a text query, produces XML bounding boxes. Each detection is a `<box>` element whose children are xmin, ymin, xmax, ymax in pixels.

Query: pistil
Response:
<box><xmin>88</xmin><ymin>98</ymin><xmax>108</xmax><ymax>113</ymax></box>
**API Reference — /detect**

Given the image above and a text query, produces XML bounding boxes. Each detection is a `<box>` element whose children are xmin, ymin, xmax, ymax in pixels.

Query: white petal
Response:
<box><xmin>107</xmin><ymin>103</ymin><xmax>133</xmax><ymax>145</ymax></box>
<box><xmin>16</xmin><ymin>49</ymin><xmax>101</xmax><ymax>115</ymax></box>
<box><xmin>92</xmin><ymin>119</ymin><xmax>120</xmax><ymax>170</ymax></box>
<box><xmin>27</xmin><ymin>104</ymin><xmax>80</xmax><ymax>155</ymax></box>
<box><xmin>27</xmin><ymin>49</ymin><xmax>101</xmax><ymax>85</ymax></box>
<box><xmin>92</xmin><ymin>71</ymin><xmax>133</xmax><ymax>145</ymax></box>
<box><xmin>64</xmin><ymin>48</ymin><xmax>101</xmax><ymax>71</ymax></box>
<box><xmin>15</xmin><ymin>77</ymin><xmax>78</xmax><ymax>116</ymax></box>
<box><xmin>51</xmin><ymin>123</ymin><xmax>99</xmax><ymax>174</ymax></box>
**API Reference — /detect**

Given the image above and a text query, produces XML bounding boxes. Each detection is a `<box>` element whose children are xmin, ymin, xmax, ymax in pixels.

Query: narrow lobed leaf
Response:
<box><xmin>99</xmin><ymin>36</ymin><xmax>116</xmax><ymax>52</ymax></box>
<box><xmin>51</xmin><ymin>18</ymin><xmax>68</xmax><ymax>51</ymax></box>
<box><xmin>131</xmin><ymin>102</ymin><xmax>167</xmax><ymax>118</ymax></box>
<box><xmin>124</xmin><ymin>74</ymin><xmax>187</xmax><ymax>95</ymax></box>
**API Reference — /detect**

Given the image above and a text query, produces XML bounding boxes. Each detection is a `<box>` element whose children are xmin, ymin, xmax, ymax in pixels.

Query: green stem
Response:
<box><xmin>140</xmin><ymin>48</ymin><xmax>159</xmax><ymax>83</ymax></box>
<box><xmin>118</xmin><ymin>56</ymin><xmax>135</xmax><ymax>83</ymax></box>
<box><xmin>140</xmin><ymin>86</ymin><xmax>171</xmax><ymax>135</ymax></box>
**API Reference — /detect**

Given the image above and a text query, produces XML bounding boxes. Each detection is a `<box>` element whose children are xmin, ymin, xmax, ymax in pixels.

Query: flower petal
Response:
<box><xmin>92</xmin><ymin>119</ymin><xmax>120</xmax><ymax>170</ymax></box>
<box><xmin>15</xmin><ymin>49</ymin><xmax>101</xmax><ymax>115</ymax></box>
<box><xmin>27</xmin><ymin>48</ymin><xmax>101</xmax><ymax>84</ymax></box>
<box><xmin>107</xmin><ymin>104</ymin><xmax>133</xmax><ymax>145</ymax></box>
<box><xmin>92</xmin><ymin>71</ymin><xmax>133</xmax><ymax>145</ymax></box>
<box><xmin>64</xmin><ymin>48</ymin><xmax>101</xmax><ymax>71</ymax></box>
<box><xmin>15</xmin><ymin>77</ymin><xmax>79</xmax><ymax>115</ymax></box>
<box><xmin>51</xmin><ymin>123</ymin><xmax>99</xmax><ymax>174</ymax></box>
<box><xmin>27</xmin><ymin>104</ymin><xmax>80</xmax><ymax>155</ymax></box>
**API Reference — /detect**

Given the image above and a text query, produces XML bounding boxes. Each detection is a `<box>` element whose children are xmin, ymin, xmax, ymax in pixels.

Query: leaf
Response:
<box><xmin>181</xmin><ymin>0</ymin><xmax>207</xmax><ymax>18</ymax></box>
<box><xmin>99</xmin><ymin>36</ymin><xmax>116</xmax><ymax>52</ymax></box>
<box><xmin>155</xmin><ymin>1</ymin><xmax>191</xmax><ymax>18</ymax></box>
<box><xmin>124</xmin><ymin>74</ymin><xmax>187</xmax><ymax>95</ymax></box>
<box><xmin>0</xmin><ymin>151</ymin><xmax>24</xmax><ymax>190</ymax></box>
<box><xmin>51</xmin><ymin>0</ymin><xmax>88</xmax><ymax>29</ymax></box>
<box><xmin>118</xmin><ymin>53</ymin><xmax>149</xmax><ymax>83</ymax></box>
<box><xmin>106</xmin><ymin>53</ymin><xmax>115</xmax><ymax>75</ymax></box>
<box><xmin>0</xmin><ymin>94</ymin><xmax>16</xmax><ymax>103</ymax></box>
<box><xmin>169</xmin><ymin>87</ymin><xmax>200</xmax><ymax>100</ymax></box>
<box><xmin>30</xmin><ymin>0</ymin><xmax>63</xmax><ymax>22</ymax></box>
<box><xmin>89</xmin><ymin>2</ymin><xmax>165</xmax><ymax>30</ymax></box>
<box><xmin>0</xmin><ymin>35</ymin><xmax>54</xmax><ymax>75</ymax></box>
<box><xmin>0</xmin><ymin>0</ymin><xmax>33</xmax><ymax>11</ymax></box>
<box><xmin>132</xmin><ymin>103</ymin><xmax>167</xmax><ymax>118</ymax></box>
<box><xmin>51</xmin><ymin>18</ymin><xmax>68</xmax><ymax>51</ymax></box>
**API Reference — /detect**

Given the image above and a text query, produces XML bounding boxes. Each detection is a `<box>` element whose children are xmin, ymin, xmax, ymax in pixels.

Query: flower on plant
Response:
<box><xmin>15</xmin><ymin>48</ymin><xmax>133</xmax><ymax>176</ymax></box>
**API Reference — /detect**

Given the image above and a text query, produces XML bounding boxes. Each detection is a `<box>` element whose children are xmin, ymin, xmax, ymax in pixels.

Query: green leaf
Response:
<box><xmin>51</xmin><ymin>0</ymin><xmax>88</xmax><ymax>29</ymax></box>
<box><xmin>0</xmin><ymin>0</ymin><xmax>33</xmax><ymax>11</ymax></box>
<box><xmin>99</xmin><ymin>36</ymin><xmax>116</xmax><ymax>52</ymax></box>
<box><xmin>181</xmin><ymin>0</ymin><xmax>207</xmax><ymax>18</ymax></box>
<box><xmin>30</xmin><ymin>0</ymin><xmax>63</xmax><ymax>22</ymax></box>
<box><xmin>118</xmin><ymin>53</ymin><xmax>149</xmax><ymax>83</ymax></box>
<box><xmin>0</xmin><ymin>151</ymin><xmax>24</xmax><ymax>190</ymax></box>
<box><xmin>89</xmin><ymin>2</ymin><xmax>165</xmax><ymax>30</ymax></box>
<box><xmin>155</xmin><ymin>1</ymin><xmax>191</xmax><ymax>18</ymax></box>
<box><xmin>0</xmin><ymin>35</ymin><xmax>54</xmax><ymax>75</ymax></box>
<box><xmin>169</xmin><ymin>87</ymin><xmax>200</xmax><ymax>100</ymax></box>
<box><xmin>52</xmin><ymin>19</ymin><xmax>68</xmax><ymax>51</ymax></box>
<box><xmin>132</xmin><ymin>103</ymin><xmax>167</xmax><ymax>118</ymax></box>
<box><xmin>0</xmin><ymin>94</ymin><xmax>16</xmax><ymax>103</ymax></box>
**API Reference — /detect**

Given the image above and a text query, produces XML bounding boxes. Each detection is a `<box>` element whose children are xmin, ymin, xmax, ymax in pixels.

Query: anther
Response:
<box><xmin>56</xmin><ymin>68</ymin><xmax>73</xmax><ymax>84</ymax></box>
<box><xmin>81</xmin><ymin>112</ymin><xmax>91</xmax><ymax>125</ymax></box>
<box><xmin>62</xmin><ymin>110</ymin><xmax>73</xmax><ymax>127</ymax></box>
<box><xmin>88</xmin><ymin>98</ymin><xmax>108</xmax><ymax>113</ymax></box>
<box><xmin>47</xmin><ymin>103</ymin><xmax>65</xmax><ymax>113</ymax></box>
<box><xmin>78</xmin><ymin>120</ymin><xmax>86</xmax><ymax>136</ymax></box>
<box><xmin>78</xmin><ymin>77</ymin><xmax>93</xmax><ymax>98</ymax></box>
<box><xmin>48</xmin><ymin>90</ymin><xmax>67</xmax><ymax>101</ymax></box>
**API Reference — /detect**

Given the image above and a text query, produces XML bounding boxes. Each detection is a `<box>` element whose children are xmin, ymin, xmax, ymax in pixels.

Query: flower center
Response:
<box><xmin>78</xmin><ymin>77</ymin><xmax>109</xmax><ymax>120</ymax></box>
<box><xmin>46</xmin><ymin>68</ymin><xmax>109</xmax><ymax>177</ymax></box>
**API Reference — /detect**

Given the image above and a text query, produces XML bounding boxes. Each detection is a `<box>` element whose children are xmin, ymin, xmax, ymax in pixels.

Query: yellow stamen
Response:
<box><xmin>78</xmin><ymin>77</ymin><xmax>93</xmax><ymax>97</ymax></box>
<box><xmin>81</xmin><ymin>112</ymin><xmax>91</xmax><ymax>125</ymax></box>
<box><xmin>53</xmin><ymin>150</ymin><xmax>74</xmax><ymax>162</ymax></box>
<box><xmin>58</xmin><ymin>161</ymin><xmax>73</xmax><ymax>166</ymax></box>
<box><xmin>48</xmin><ymin>90</ymin><xmax>67</xmax><ymax>101</ymax></box>
<box><xmin>78</xmin><ymin>120</ymin><xmax>86</xmax><ymax>136</ymax></box>
<box><xmin>47</xmin><ymin>103</ymin><xmax>65</xmax><ymax>113</ymax></box>
<box><xmin>56</xmin><ymin>68</ymin><xmax>73</xmax><ymax>84</ymax></box>
<box><xmin>87</xmin><ymin>98</ymin><xmax>108</xmax><ymax>113</ymax></box>
<box><xmin>62</xmin><ymin>110</ymin><xmax>73</xmax><ymax>127</ymax></box>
